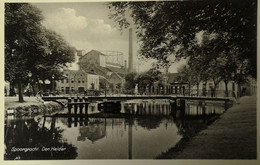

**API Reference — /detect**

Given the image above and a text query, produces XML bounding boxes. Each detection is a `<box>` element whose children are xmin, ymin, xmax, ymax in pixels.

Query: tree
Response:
<box><xmin>124</xmin><ymin>72</ymin><xmax>137</xmax><ymax>94</ymax></box>
<box><xmin>5</xmin><ymin>3</ymin><xmax>75</xmax><ymax>101</ymax></box>
<box><xmin>116</xmin><ymin>83</ymin><xmax>122</xmax><ymax>94</ymax></box>
<box><xmin>135</xmin><ymin>68</ymin><xmax>162</xmax><ymax>94</ymax></box>
<box><xmin>107</xmin><ymin>0</ymin><xmax>257</xmax><ymax>78</ymax></box>
<box><xmin>5</xmin><ymin>3</ymin><xmax>48</xmax><ymax>102</ymax></box>
<box><xmin>33</xmin><ymin>28</ymin><xmax>75</xmax><ymax>91</ymax></box>
<box><xmin>177</xmin><ymin>65</ymin><xmax>194</xmax><ymax>96</ymax></box>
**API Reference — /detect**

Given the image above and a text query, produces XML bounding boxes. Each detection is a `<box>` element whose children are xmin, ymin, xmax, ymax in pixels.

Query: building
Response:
<box><xmin>78</xmin><ymin>50</ymin><xmax>126</xmax><ymax>92</ymax></box>
<box><xmin>56</xmin><ymin>70</ymin><xmax>99</xmax><ymax>94</ymax></box>
<box><xmin>57</xmin><ymin>28</ymin><xmax>134</xmax><ymax>95</ymax></box>
<box><xmin>165</xmin><ymin>73</ymin><xmax>239</xmax><ymax>97</ymax></box>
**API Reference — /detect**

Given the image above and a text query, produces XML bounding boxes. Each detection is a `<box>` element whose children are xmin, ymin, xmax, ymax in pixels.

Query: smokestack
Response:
<box><xmin>128</xmin><ymin>28</ymin><xmax>133</xmax><ymax>73</ymax></box>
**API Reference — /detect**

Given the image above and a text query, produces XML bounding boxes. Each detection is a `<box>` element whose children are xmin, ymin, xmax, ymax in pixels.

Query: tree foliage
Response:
<box><xmin>107</xmin><ymin>0</ymin><xmax>257</xmax><ymax>78</ymax></box>
<box><xmin>5</xmin><ymin>3</ymin><xmax>75</xmax><ymax>101</ymax></box>
<box><xmin>136</xmin><ymin>68</ymin><xmax>162</xmax><ymax>88</ymax></box>
<box><xmin>124</xmin><ymin>72</ymin><xmax>137</xmax><ymax>90</ymax></box>
<box><xmin>5</xmin><ymin>3</ymin><xmax>47</xmax><ymax>83</ymax></box>
<box><xmin>33</xmin><ymin>28</ymin><xmax>75</xmax><ymax>85</ymax></box>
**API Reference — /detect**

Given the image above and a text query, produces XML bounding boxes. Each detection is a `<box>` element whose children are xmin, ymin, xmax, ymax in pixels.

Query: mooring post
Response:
<box><xmin>74</xmin><ymin>119</ymin><xmax>78</xmax><ymax>127</ymax></box>
<box><xmin>79</xmin><ymin>119</ymin><xmax>83</xmax><ymax>126</ymax></box>
<box><xmin>68</xmin><ymin>97</ymin><xmax>72</xmax><ymax>115</ymax></box>
<box><xmin>68</xmin><ymin>116</ymin><xmax>72</xmax><ymax>128</ymax></box>
<box><xmin>180</xmin><ymin>99</ymin><xmax>186</xmax><ymax>117</ymax></box>
<box><xmin>79</xmin><ymin>97</ymin><xmax>83</xmax><ymax>115</ymax></box>
<box><xmin>84</xmin><ymin>118</ymin><xmax>88</xmax><ymax>126</ymax></box>
<box><xmin>74</xmin><ymin>97</ymin><xmax>78</xmax><ymax>115</ymax></box>
<box><xmin>84</xmin><ymin>97</ymin><xmax>89</xmax><ymax>116</ymax></box>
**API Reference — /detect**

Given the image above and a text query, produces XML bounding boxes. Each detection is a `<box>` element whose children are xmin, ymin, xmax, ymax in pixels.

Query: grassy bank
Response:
<box><xmin>156</xmin><ymin>95</ymin><xmax>256</xmax><ymax>159</ymax></box>
<box><xmin>5</xmin><ymin>97</ymin><xmax>64</xmax><ymax>116</ymax></box>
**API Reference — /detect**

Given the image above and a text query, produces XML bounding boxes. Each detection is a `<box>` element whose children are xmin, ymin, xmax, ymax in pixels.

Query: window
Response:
<box><xmin>61</xmin><ymin>79</ymin><xmax>64</xmax><ymax>83</ymax></box>
<box><xmin>78</xmin><ymin>79</ymin><xmax>81</xmax><ymax>83</ymax></box>
<box><xmin>66</xmin><ymin>79</ymin><xmax>69</xmax><ymax>83</ymax></box>
<box><xmin>71</xmin><ymin>78</ymin><xmax>74</xmax><ymax>83</ymax></box>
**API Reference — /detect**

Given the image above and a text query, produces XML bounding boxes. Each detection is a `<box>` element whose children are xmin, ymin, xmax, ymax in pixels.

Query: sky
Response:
<box><xmin>33</xmin><ymin>2</ymin><xmax>185</xmax><ymax>73</ymax></box>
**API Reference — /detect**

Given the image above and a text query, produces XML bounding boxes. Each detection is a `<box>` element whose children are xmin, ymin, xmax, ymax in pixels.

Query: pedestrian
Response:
<box><xmin>5</xmin><ymin>87</ymin><xmax>7</xmax><ymax>96</ymax></box>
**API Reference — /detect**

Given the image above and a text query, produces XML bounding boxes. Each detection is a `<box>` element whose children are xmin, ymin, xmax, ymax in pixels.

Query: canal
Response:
<box><xmin>4</xmin><ymin>99</ymin><xmax>226</xmax><ymax>160</ymax></box>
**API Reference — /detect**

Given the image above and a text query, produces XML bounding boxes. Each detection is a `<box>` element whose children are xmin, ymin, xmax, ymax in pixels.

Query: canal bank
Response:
<box><xmin>5</xmin><ymin>97</ymin><xmax>64</xmax><ymax>116</ymax></box>
<box><xmin>158</xmin><ymin>95</ymin><xmax>257</xmax><ymax>159</ymax></box>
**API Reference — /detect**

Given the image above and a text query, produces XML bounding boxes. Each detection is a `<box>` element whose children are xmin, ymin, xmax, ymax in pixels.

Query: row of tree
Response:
<box><xmin>124</xmin><ymin>68</ymin><xmax>163</xmax><ymax>94</ymax></box>
<box><xmin>107</xmin><ymin>0</ymin><xmax>257</xmax><ymax>96</ymax></box>
<box><xmin>5</xmin><ymin>3</ymin><xmax>75</xmax><ymax>102</ymax></box>
<box><xmin>176</xmin><ymin>32</ymin><xmax>248</xmax><ymax>97</ymax></box>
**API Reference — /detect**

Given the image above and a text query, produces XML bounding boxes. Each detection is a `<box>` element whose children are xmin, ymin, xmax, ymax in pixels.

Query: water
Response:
<box><xmin>4</xmin><ymin>100</ymin><xmax>226</xmax><ymax>160</ymax></box>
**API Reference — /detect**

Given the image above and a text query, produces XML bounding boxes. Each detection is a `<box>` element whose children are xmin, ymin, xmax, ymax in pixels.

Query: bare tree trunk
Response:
<box><xmin>224</xmin><ymin>80</ymin><xmax>229</xmax><ymax>97</ymax></box>
<box><xmin>42</xmin><ymin>80</ymin><xmax>46</xmax><ymax>91</ymax></box>
<box><xmin>18</xmin><ymin>79</ymin><xmax>24</xmax><ymax>102</ymax></box>
<box><xmin>32</xmin><ymin>83</ymin><xmax>36</xmax><ymax>96</ymax></box>
<box><xmin>238</xmin><ymin>82</ymin><xmax>241</xmax><ymax>97</ymax></box>
<box><xmin>197</xmin><ymin>83</ymin><xmax>199</xmax><ymax>96</ymax></box>
<box><xmin>188</xmin><ymin>82</ymin><xmax>191</xmax><ymax>96</ymax></box>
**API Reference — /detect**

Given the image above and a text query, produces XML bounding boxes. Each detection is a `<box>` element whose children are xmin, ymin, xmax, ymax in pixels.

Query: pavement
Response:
<box><xmin>5</xmin><ymin>96</ymin><xmax>44</xmax><ymax>110</ymax></box>
<box><xmin>171</xmin><ymin>95</ymin><xmax>257</xmax><ymax>159</ymax></box>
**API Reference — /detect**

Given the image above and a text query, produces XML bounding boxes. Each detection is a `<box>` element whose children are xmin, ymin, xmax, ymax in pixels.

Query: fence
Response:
<box><xmin>46</xmin><ymin>86</ymin><xmax>238</xmax><ymax>98</ymax></box>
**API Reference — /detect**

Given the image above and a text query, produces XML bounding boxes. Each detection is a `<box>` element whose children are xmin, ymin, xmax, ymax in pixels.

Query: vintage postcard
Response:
<box><xmin>1</xmin><ymin>0</ymin><xmax>259</xmax><ymax>164</ymax></box>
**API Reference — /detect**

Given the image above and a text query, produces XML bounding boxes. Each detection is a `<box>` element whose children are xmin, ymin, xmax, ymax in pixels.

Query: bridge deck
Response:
<box><xmin>42</xmin><ymin>95</ymin><xmax>231</xmax><ymax>102</ymax></box>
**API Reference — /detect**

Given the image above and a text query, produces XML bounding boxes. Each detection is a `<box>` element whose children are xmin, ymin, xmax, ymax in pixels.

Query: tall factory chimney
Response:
<box><xmin>128</xmin><ymin>28</ymin><xmax>134</xmax><ymax>73</ymax></box>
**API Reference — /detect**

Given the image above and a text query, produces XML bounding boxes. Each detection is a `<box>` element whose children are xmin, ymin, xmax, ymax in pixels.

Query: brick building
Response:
<box><xmin>56</xmin><ymin>70</ymin><xmax>99</xmax><ymax>94</ymax></box>
<box><xmin>78</xmin><ymin>50</ymin><xmax>126</xmax><ymax>92</ymax></box>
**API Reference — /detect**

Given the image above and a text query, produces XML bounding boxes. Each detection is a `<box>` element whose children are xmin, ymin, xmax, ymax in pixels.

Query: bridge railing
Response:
<box><xmin>44</xmin><ymin>88</ymin><xmax>238</xmax><ymax>99</ymax></box>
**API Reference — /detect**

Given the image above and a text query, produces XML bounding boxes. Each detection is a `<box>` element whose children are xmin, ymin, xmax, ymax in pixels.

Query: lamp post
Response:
<box><xmin>28</xmin><ymin>72</ymin><xmax>32</xmax><ymax>85</ymax></box>
<box><xmin>52</xmin><ymin>74</ymin><xmax>55</xmax><ymax>94</ymax></box>
<box><xmin>232</xmin><ymin>73</ymin><xmax>235</xmax><ymax>97</ymax></box>
<box><xmin>28</xmin><ymin>72</ymin><xmax>32</xmax><ymax>97</ymax></box>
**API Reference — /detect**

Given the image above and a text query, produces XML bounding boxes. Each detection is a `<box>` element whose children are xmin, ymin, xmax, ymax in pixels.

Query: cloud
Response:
<box><xmin>42</xmin><ymin>8</ymin><xmax>87</xmax><ymax>33</ymax></box>
<box><xmin>88</xmin><ymin>19</ymin><xmax>114</xmax><ymax>34</ymax></box>
<box><xmin>42</xmin><ymin>7</ymin><xmax>121</xmax><ymax>45</ymax></box>
<box><xmin>42</xmin><ymin>7</ymin><xmax>141</xmax><ymax>67</ymax></box>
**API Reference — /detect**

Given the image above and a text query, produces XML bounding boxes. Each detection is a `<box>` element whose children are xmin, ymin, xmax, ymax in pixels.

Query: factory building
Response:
<box><xmin>56</xmin><ymin>28</ymin><xmax>134</xmax><ymax>94</ymax></box>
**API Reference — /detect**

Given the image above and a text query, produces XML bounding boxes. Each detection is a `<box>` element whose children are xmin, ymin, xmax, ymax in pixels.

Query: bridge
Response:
<box><xmin>42</xmin><ymin>95</ymin><xmax>232</xmax><ymax>117</ymax></box>
<box><xmin>42</xmin><ymin>95</ymin><xmax>231</xmax><ymax>102</ymax></box>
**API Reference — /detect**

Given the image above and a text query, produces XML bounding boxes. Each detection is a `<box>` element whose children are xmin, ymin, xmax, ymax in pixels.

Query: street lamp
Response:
<box><xmin>52</xmin><ymin>74</ymin><xmax>55</xmax><ymax>94</ymax></box>
<box><xmin>28</xmin><ymin>72</ymin><xmax>32</xmax><ymax>85</ymax></box>
<box><xmin>28</xmin><ymin>72</ymin><xmax>32</xmax><ymax>96</ymax></box>
<box><xmin>231</xmin><ymin>73</ymin><xmax>235</xmax><ymax>97</ymax></box>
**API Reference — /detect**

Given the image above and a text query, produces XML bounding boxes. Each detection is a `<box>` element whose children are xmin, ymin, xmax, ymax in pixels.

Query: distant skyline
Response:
<box><xmin>33</xmin><ymin>2</ymin><xmax>185</xmax><ymax>73</ymax></box>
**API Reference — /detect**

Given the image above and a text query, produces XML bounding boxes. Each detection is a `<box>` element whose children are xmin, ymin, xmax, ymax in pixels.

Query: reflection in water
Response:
<box><xmin>122</xmin><ymin>101</ymin><xmax>171</xmax><ymax>116</ymax></box>
<box><xmin>186</xmin><ymin>103</ymin><xmax>225</xmax><ymax>116</ymax></box>
<box><xmin>5</xmin><ymin>100</ymin><xmax>226</xmax><ymax>159</ymax></box>
<box><xmin>78</xmin><ymin>118</ymin><xmax>106</xmax><ymax>142</ymax></box>
<box><xmin>4</xmin><ymin>118</ymin><xmax>78</xmax><ymax>160</ymax></box>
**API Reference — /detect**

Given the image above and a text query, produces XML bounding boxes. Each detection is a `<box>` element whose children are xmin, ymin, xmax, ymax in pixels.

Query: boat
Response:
<box><xmin>97</xmin><ymin>101</ymin><xmax>121</xmax><ymax>113</ymax></box>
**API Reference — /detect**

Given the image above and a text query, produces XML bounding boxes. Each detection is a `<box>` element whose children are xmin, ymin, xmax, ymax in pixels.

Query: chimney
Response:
<box><xmin>128</xmin><ymin>28</ymin><xmax>133</xmax><ymax>73</ymax></box>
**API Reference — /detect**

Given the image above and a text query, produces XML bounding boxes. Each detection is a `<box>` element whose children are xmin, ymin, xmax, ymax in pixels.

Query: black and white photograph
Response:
<box><xmin>2</xmin><ymin>0</ymin><xmax>258</xmax><ymax>162</ymax></box>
